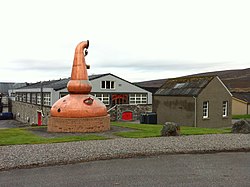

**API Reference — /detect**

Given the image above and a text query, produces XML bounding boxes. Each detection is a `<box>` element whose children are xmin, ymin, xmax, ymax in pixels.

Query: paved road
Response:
<box><xmin>1</xmin><ymin>152</ymin><xmax>250</xmax><ymax>187</ymax></box>
<box><xmin>0</xmin><ymin>119</ymin><xmax>26</xmax><ymax>128</ymax></box>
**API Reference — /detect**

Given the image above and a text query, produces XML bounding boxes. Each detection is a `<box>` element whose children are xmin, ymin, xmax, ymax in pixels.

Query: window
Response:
<box><xmin>101</xmin><ymin>81</ymin><xmax>105</xmax><ymax>89</ymax></box>
<box><xmin>22</xmin><ymin>93</ymin><xmax>26</xmax><ymax>102</ymax></box>
<box><xmin>129</xmin><ymin>94</ymin><xmax>147</xmax><ymax>104</ymax></box>
<box><xmin>18</xmin><ymin>93</ymin><xmax>22</xmax><ymax>101</ymax></box>
<box><xmin>15</xmin><ymin>94</ymin><xmax>18</xmax><ymax>101</ymax></box>
<box><xmin>31</xmin><ymin>93</ymin><xmax>36</xmax><ymax>104</ymax></box>
<box><xmin>101</xmin><ymin>81</ymin><xmax>115</xmax><ymax>89</ymax></box>
<box><xmin>18</xmin><ymin>93</ymin><xmax>23</xmax><ymax>102</ymax></box>
<box><xmin>19</xmin><ymin>93</ymin><xmax>22</xmax><ymax>101</ymax></box>
<box><xmin>59</xmin><ymin>92</ymin><xmax>68</xmax><ymax>98</ymax></box>
<box><xmin>112</xmin><ymin>94</ymin><xmax>128</xmax><ymax>105</ymax></box>
<box><xmin>203</xmin><ymin>101</ymin><xmax>209</xmax><ymax>118</ymax></box>
<box><xmin>106</xmin><ymin>81</ymin><xmax>110</xmax><ymax>89</ymax></box>
<box><xmin>15</xmin><ymin>93</ymin><xmax>20</xmax><ymax>101</ymax></box>
<box><xmin>174</xmin><ymin>83</ymin><xmax>186</xmax><ymax>89</ymax></box>
<box><xmin>37</xmin><ymin>93</ymin><xmax>41</xmax><ymax>105</ymax></box>
<box><xmin>223</xmin><ymin>101</ymin><xmax>228</xmax><ymax>117</ymax></box>
<box><xmin>27</xmin><ymin>93</ymin><xmax>31</xmax><ymax>103</ymax></box>
<box><xmin>111</xmin><ymin>81</ymin><xmax>114</xmax><ymax>88</ymax></box>
<box><xmin>43</xmin><ymin>93</ymin><xmax>51</xmax><ymax>106</ymax></box>
<box><xmin>94</xmin><ymin>93</ymin><xmax>110</xmax><ymax>105</ymax></box>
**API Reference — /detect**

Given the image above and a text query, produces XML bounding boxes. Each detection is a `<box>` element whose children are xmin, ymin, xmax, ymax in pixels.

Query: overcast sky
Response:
<box><xmin>0</xmin><ymin>0</ymin><xmax>250</xmax><ymax>83</ymax></box>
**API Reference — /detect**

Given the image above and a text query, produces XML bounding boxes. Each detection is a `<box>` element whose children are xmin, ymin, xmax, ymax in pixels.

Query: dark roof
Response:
<box><xmin>15</xmin><ymin>73</ymin><xmax>126</xmax><ymax>91</ymax></box>
<box><xmin>44</xmin><ymin>78</ymin><xmax>70</xmax><ymax>91</ymax></box>
<box><xmin>52</xmin><ymin>74</ymin><xmax>110</xmax><ymax>91</ymax></box>
<box><xmin>89</xmin><ymin>74</ymin><xmax>110</xmax><ymax>80</ymax></box>
<box><xmin>134</xmin><ymin>68</ymin><xmax>250</xmax><ymax>93</ymax></box>
<box><xmin>135</xmin><ymin>79</ymin><xmax>167</xmax><ymax>88</ymax></box>
<box><xmin>0</xmin><ymin>83</ymin><xmax>14</xmax><ymax>95</ymax></box>
<box><xmin>184</xmin><ymin>68</ymin><xmax>250</xmax><ymax>92</ymax></box>
<box><xmin>0</xmin><ymin>82</ymin><xmax>27</xmax><ymax>95</ymax></box>
<box><xmin>18</xmin><ymin>79</ymin><xmax>67</xmax><ymax>90</ymax></box>
<box><xmin>134</xmin><ymin>79</ymin><xmax>167</xmax><ymax>93</ymax></box>
<box><xmin>232</xmin><ymin>92</ymin><xmax>250</xmax><ymax>103</ymax></box>
<box><xmin>155</xmin><ymin>76</ymin><xmax>215</xmax><ymax>96</ymax></box>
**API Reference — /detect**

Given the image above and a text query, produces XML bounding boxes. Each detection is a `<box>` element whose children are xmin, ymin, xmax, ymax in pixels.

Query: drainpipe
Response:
<box><xmin>193</xmin><ymin>96</ymin><xmax>197</xmax><ymax>127</ymax></box>
<box><xmin>40</xmin><ymin>81</ymin><xmax>44</xmax><ymax>111</ymax></box>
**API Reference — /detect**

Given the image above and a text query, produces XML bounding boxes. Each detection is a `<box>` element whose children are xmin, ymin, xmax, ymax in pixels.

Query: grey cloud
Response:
<box><xmin>95</xmin><ymin>60</ymin><xmax>222</xmax><ymax>71</ymax></box>
<box><xmin>6</xmin><ymin>59</ymin><xmax>70</xmax><ymax>71</ymax></box>
<box><xmin>5</xmin><ymin>58</ymin><xmax>231</xmax><ymax>76</ymax></box>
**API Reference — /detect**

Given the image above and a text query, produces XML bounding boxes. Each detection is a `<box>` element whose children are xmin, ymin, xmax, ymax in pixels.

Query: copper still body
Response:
<box><xmin>48</xmin><ymin>41</ymin><xmax>110</xmax><ymax>132</ymax></box>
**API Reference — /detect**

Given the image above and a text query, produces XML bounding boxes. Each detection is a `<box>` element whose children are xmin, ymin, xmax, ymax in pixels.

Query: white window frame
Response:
<box><xmin>203</xmin><ymin>101</ymin><xmax>209</xmax><ymax>119</ymax></box>
<box><xmin>18</xmin><ymin>93</ymin><xmax>23</xmax><ymax>102</ymax></box>
<box><xmin>22</xmin><ymin>93</ymin><xmax>26</xmax><ymax>102</ymax></box>
<box><xmin>27</xmin><ymin>93</ymin><xmax>31</xmax><ymax>103</ymax></box>
<box><xmin>31</xmin><ymin>93</ymin><xmax>36</xmax><ymax>104</ymax></box>
<box><xmin>94</xmin><ymin>93</ymin><xmax>110</xmax><ymax>105</ymax></box>
<box><xmin>43</xmin><ymin>93</ymin><xmax>51</xmax><ymax>106</ymax></box>
<box><xmin>222</xmin><ymin>101</ymin><xmax>228</xmax><ymax>117</ymax></box>
<box><xmin>101</xmin><ymin>81</ymin><xmax>115</xmax><ymax>89</ymax></box>
<box><xmin>129</xmin><ymin>94</ymin><xmax>147</xmax><ymax>104</ymax></box>
<box><xmin>15</xmin><ymin>93</ymin><xmax>20</xmax><ymax>101</ymax></box>
<box><xmin>37</xmin><ymin>93</ymin><xmax>41</xmax><ymax>105</ymax></box>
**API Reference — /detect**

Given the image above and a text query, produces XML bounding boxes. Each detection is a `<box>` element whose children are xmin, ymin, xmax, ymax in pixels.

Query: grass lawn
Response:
<box><xmin>0</xmin><ymin>127</ymin><xmax>107</xmax><ymax>146</ymax></box>
<box><xmin>232</xmin><ymin>114</ymin><xmax>250</xmax><ymax>119</ymax></box>
<box><xmin>111</xmin><ymin>122</ymin><xmax>231</xmax><ymax>138</ymax></box>
<box><xmin>0</xmin><ymin>122</ymin><xmax>232</xmax><ymax>146</ymax></box>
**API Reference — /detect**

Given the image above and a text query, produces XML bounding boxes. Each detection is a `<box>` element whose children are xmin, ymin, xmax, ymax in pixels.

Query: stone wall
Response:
<box><xmin>48</xmin><ymin>115</ymin><xmax>110</xmax><ymax>132</ymax></box>
<box><xmin>197</xmin><ymin>77</ymin><xmax>232</xmax><ymax>128</ymax></box>
<box><xmin>109</xmin><ymin>104</ymin><xmax>152</xmax><ymax>121</ymax></box>
<box><xmin>11</xmin><ymin>100</ymin><xmax>152</xmax><ymax>125</ymax></box>
<box><xmin>11</xmin><ymin>101</ymin><xmax>51</xmax><ymax>125</ymax></box>
<box><xmin>153</xmin><ymin>96</ymin><xmax>195</xmax><ymax>126</ymax></box>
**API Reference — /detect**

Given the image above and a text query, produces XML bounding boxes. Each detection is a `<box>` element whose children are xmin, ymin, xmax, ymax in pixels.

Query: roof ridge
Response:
<box><xmin>167</xmin><ymin>75</ymin><xmax>216</xmax><ymax>81</ymax></box>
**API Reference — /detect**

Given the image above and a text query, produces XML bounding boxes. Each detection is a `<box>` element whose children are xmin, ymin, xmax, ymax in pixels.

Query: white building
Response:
<box><xmin>10</xmin><ymin>73</ymin><xmax>152</xmax><ymax>125</ymax></box>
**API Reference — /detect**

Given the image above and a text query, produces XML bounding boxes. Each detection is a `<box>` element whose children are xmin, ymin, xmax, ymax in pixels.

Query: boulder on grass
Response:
<box><xmin>232</xmin><ymin>119</ymin><xmax>250</xmax><ymax>134</ymax></box>
<box><xmin>161</xmin><ymin>122</ymin><xmax>180</xmax><ymax>136</ymax></box>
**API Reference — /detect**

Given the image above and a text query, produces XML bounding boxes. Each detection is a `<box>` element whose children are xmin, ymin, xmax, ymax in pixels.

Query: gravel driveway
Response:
<box><xmin>1</xmin><ymin>134</ymin><xmax>250</xmax><ymax>171</ymax></box>
<box><xmin>1</xmin><ymin>120</ymin><xmax>250</xmax><ymax>171</ymax></box>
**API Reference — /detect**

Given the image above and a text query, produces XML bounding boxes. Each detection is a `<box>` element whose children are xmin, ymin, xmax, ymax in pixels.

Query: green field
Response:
<box><xmin>232</xmin><ymin>114</ymin><xmax>250</xmax><ymax>119</ymax></box>
<box><xmin>0</xmin><ymin>127</ymin><xmax>107</xmax><ymax>146</ymax></box>
<box><xmin>0</xmin><ymin>122</ymin><xmax>231</xmax><ymax>146</ymax></box>
<box><xmin>112</xmin><ymin>122</ymin><xmax>231</xmax><ymax>138</ymax></box>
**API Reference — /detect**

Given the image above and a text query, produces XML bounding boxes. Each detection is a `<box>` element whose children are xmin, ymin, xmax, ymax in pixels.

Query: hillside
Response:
<box><xmin>136</xmin><ymin>68</ymin><xmax>250</xmax><ymax>93</ymax></box>
<box><xmin>187</xmin><ymin>68</ymin><xmax>250</xmax><ymax>92</ymax></box>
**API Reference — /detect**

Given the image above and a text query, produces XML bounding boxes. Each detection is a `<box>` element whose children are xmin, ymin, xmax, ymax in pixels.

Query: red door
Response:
<box><xmin>122</xmin><ymin>111</ymin><xmax>133</xmax><ymax>121</ymax></box>
<box><xmin>37</xmin><ymin>112</ymin><xmax>42</xmax><ymax>126</ymax></box>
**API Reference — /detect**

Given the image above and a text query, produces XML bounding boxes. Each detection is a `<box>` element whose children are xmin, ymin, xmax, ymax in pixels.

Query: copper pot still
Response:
<box><xmin>50</xmin><ymin>40</ymin><xmax>108</xmax><ymax>118</ymax></box>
